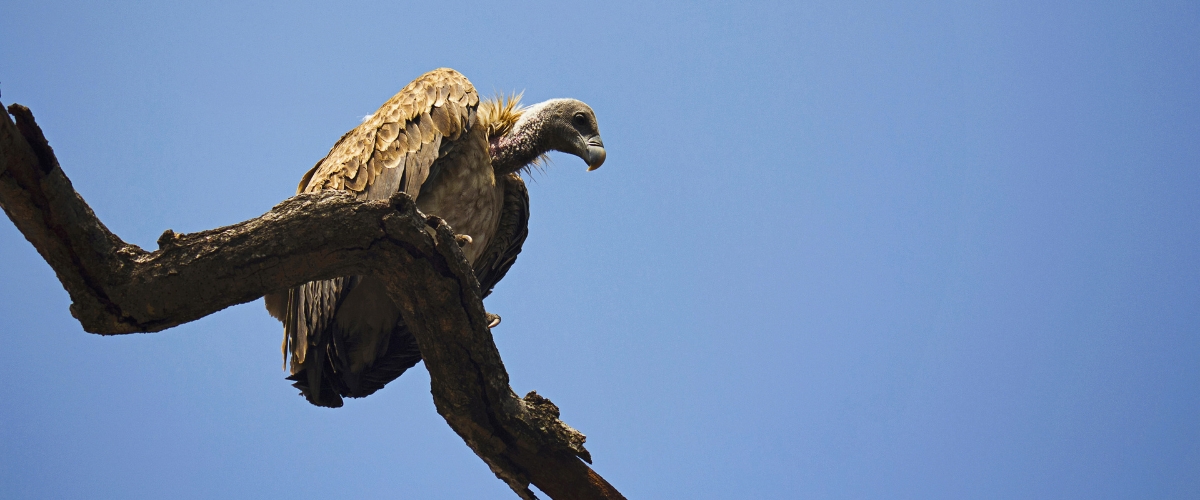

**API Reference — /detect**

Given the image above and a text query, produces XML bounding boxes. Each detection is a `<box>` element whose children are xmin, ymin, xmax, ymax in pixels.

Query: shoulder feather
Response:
<box><xmin>478</xmin><ymin>92</ymin><xmax>525</xmax><ymax>142</ymax></box>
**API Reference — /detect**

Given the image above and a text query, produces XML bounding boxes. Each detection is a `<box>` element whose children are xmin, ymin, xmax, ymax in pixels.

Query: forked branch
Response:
<box><xmin>0</xmin><ymin>102</ymin><xmax>624</xmax><ymax>500</ymax></box>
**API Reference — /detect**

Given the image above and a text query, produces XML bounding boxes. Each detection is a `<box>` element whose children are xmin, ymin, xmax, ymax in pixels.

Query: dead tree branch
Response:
<box><xmin>0</xmin><ymin>102</ymin><xmax>625</xmax><ymax>500</ymax></box>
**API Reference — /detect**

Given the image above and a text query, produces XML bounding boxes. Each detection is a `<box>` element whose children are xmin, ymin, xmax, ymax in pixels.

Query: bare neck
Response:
<box><xmin>489</xmin><ymin>103</ymin><xmax>556</xmax><ymax>176</ymax></box>
<box><xmin>489</xmin><ymin>133</ymin><xmax>542</xmax><ymax>176</ymax></box>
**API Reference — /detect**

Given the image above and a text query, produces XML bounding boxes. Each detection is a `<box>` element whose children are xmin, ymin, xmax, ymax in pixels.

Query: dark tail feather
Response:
<box><xmin>287</xmin><ymin>366</ymin><xmax>344</xmax><ymax>408</ymax></box>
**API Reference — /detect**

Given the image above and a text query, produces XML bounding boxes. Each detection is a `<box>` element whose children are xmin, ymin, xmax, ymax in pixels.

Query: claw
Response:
<box><xmin>454</xmin><ymin>234</ymin><xmax>473</xmax><ymax>247</ymax></box>
<box><xmin>486</xmin><ymin>313</ymin><xmax>501</xmax><ymax>328</ymax></box>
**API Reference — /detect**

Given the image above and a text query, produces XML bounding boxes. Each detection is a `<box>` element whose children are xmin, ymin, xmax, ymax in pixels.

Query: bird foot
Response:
<box><xmin>485</xmin><ymin>313</ymin><xmax>501</xmax><ymax>328</ymax></box>
<box><xmin>454</xmin><ymin>234</ymin><xmax>473</xmax><ymax>247</ymax></box>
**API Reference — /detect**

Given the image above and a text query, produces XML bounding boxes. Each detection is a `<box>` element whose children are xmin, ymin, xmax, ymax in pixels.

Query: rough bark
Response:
<box><xmin>0</xmin><ymin>102</ymin><xmax>625</xmax><ymax>500</ymax></box>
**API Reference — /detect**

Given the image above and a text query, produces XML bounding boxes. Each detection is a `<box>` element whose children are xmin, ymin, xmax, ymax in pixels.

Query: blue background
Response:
<box><xmin>2</xmin><ymin>1</ymin><xmax>1198</xmax><ymax>498</ymax></box>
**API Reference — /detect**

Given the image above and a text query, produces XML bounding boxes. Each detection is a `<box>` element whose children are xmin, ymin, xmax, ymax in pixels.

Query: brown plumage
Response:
<box><xmin>264</xmin><ymin>69</ymin><xmax>605</xmax><ymax>407</ymax></box>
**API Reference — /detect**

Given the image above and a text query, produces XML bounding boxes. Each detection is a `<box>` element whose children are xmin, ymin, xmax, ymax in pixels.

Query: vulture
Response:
<box><xmin>263</xmin><ymin>68</ymin><xmax>605</xmax><ymax>407</ymax></box>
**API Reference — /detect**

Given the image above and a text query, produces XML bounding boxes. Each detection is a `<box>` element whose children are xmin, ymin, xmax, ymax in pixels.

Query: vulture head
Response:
<box><xmin>486</xmin><ymin>97</ymin><xmax>606</xmax><ymax>174</ymax></box>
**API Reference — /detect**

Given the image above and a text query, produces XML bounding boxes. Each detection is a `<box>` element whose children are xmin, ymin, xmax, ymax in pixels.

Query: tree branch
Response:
<box><xmin>0</xmin><ymin>102</ymin><xmax>625</xmax><ymax>500</ymax></box>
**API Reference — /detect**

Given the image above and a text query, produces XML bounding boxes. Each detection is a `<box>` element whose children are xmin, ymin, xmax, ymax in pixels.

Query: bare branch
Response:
<box><xmin>0</xmin><ymin>102</ymin><xmax>625</xmax><ymax>500</ymax></box>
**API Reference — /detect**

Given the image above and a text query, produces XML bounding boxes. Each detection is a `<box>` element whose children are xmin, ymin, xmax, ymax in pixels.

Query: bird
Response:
<box><xmin>263</xmin><ymin>68</ymin><xmax>605</xmax><ymax>407</ymax></box>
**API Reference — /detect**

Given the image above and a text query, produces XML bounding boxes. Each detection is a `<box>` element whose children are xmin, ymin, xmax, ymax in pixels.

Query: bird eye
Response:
<box><xmin>572</xmin><ymin>112</ymin><xmax>589</xmax><ymax>128</ymax></box>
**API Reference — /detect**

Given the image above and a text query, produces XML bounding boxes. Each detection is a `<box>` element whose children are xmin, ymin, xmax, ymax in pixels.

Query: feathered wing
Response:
<box><xmin>474</xmin><ymin>173</ymin><xmax>530</xmax><ymax>299</ymax></box>
<box><xmin>298</xmin><ymin>68</ymin><xmax>479</xmax><ymax>198</ymax></box>
<box><xmin>268</xmin><ymin>69</ymin><xmax>480</xmax><ymax>407</ymax></box>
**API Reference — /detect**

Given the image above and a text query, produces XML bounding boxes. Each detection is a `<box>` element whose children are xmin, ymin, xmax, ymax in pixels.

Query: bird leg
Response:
<box><xmin>451</xmin><ymin>233</ymin><xmax>498</xmax><ymax>327</ymax></box>
<box><xmin>449</xmin><ymin>231</ymin><xmax>495</xmax><ymax>327</ymax></box>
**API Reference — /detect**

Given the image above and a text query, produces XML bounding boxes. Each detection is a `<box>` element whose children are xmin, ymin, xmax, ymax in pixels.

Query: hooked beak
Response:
<box><xmin>585</xmin><ymin>137</ymin><xmax>606</xmax><ymax>171</ymax></box>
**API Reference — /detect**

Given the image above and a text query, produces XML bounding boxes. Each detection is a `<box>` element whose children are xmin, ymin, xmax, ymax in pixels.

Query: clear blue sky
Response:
<box><xmin>2</xmin><ymin>1</ymin><xmax>1198</xmax><ymax>498</ymax></box>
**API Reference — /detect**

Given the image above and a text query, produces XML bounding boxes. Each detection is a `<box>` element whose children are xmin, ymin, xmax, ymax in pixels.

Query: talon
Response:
<box><xmin>455</xmin><ymin>234</ymin><xmax>473</xmax><ymax>247</ymax></box>
<box><xmin>486</xmin><ymin>313</ymin><xmax>501</xmax><ymax>328</ymax></box>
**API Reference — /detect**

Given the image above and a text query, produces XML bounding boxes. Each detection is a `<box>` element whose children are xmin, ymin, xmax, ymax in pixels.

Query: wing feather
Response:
<box><xmin>473</xmin><ymin>173</ymin><xmax>530</xmax><ymax>298</ymax></box>
<box><xmin>365</xmin><ymin>152</ymin><xmax>406</xmax><ymax>201</ymax></box>
<box><xmin>422</xmin><ymin>112</ymin><xmax>438</xmax><ymax>142</ymax></box>
<box><xmin>375</xmin><ymin>122</ymin><xmax>399</xmax><ymax>148</ymax></box>
<box><xmin>423</xmin><ymin>82</ymin><xmax>437</xmax><ymax>105</ymax></box>
<box><xmin>434</xmin><ymin>84</ymin><xmax>448</xmax><ymax>108</ymax></box>
<box><xmin>429</xmin><ymin>104</ymin><xmax>454</xmax><ymax>136</ymax></box>
<box><xmin>403</xmin><ymin>137</ymin><xmax>442</xmax><ymax>196</ymax></box>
